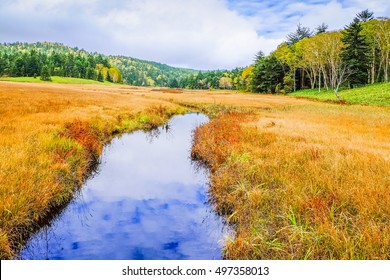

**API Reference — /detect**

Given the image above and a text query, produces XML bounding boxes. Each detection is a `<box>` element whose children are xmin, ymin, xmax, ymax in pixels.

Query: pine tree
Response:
<box><xmin>287</xmin><ymin>24</ymin><xmax>313</xmax><ymax>46</ymax></box>
<box><xmin>316</xmin><ymin>23</ymin><xmax>328</xmax><ymax>34</ymax></box>
<box><xmin>341</xmin><ymin>18</ymin><xmax>371</xmax><ymax>87</ymax></box>
<box><xmin>40</xmin><ymin>65</ymin><xmax>52</xmax><ymax>81</ymax></box>
<box><xmin>97</xmin><ymin>71</ymin><xmax>104</xmax><ymax>82</ymax></box>
<box><xmin>252</xmin><ymin>54</ymin><xmax>285</xmax><ymax>93</ymax></box>
<box><xmin>356</xmin><ymin>9</ymin><xmax>374</xmax><ymax>22</ymax></box>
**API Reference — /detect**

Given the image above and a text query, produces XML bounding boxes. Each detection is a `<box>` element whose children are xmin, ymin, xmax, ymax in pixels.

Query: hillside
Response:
<box><xmin>110</xmin><ymin>55</ymin><xmax>197</xmax><ymax>87</ymax></box>
<box><xmin>0</xmin><ymin>42</ymin><xmax>197</xmax><ymax>86</ymax></box>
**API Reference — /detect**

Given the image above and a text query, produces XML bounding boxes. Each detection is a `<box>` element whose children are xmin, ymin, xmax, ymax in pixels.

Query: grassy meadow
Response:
<box><xmin>0</xmin><ymin>76</ymin><xmax>116</xmax><ymax>85</ymax></box>
<box><xmin>0</xmin><ymin>80</ymin><xmax>389</xmax><ymax>259</ymax></box>
<box><xmin>289</xmin><ymin>82</ymin><xmax>390</xmax><ymax>106</ymax></box>
<box><xmin>191</xmin><ymin>106</ymin><xmax>390</xmax><ymax>259</ymax></box>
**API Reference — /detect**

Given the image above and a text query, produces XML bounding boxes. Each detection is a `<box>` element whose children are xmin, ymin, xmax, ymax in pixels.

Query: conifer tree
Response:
<box><xmin>40</xmin><ymin>64</ymin><xmax>52</xmax><ymax>81</ymax></box>
<box><xmin>97</xmin><ymin>70</ymin><xmax>104</xmax><ymax>82</ymax></box>
<box><xmin>341</xmin><ymin>18</ymin><xmax>371</xmax><ymax>87</ymax></box>
<box><xmin>287</xmin><ymin>24</ymin><xmax>313</xmax><ymax>46</ymax></box>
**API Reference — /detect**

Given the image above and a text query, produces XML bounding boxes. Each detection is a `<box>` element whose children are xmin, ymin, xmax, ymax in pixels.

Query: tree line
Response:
<box><xmin>0</xmin><ymin>42</ymin><xmax>122</xmax><ymax>82</ymax></box>
<box><xmin>251</xmin><ymin>10</ymin><xmax>390</xmax><ymax>97</ymax></box>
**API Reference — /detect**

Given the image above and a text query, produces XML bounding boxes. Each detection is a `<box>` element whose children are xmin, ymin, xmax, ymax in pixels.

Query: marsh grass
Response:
<box><xmin>0</xmin><ymin>76</ymin><xmax>115</xmax><ymax>85</ymax></box>
<box><xmin>192</xmin><ymin>111</ymin><xmax>390</xmax><ymax>259</ymax></box>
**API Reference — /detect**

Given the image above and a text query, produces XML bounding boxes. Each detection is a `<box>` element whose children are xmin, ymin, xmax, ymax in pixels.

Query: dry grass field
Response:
<box><xmin>1</xmin><ymin>81</ymin><xmax>389</xmax><ymax>259</ymax></box>
<box><xmin>0</xmin><ymin>82</ymin><xmax>185</xmax><ymax>259</ymax></box>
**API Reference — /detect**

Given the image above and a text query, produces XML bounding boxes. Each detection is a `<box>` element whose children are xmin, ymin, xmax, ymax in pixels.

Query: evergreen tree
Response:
<box><xmin>26</xmin><ymin>50</ymin><xmax>40</xmax><ymax>77</ymax></box>
<box><xmin>287</xmin><ymin>24</ymin><xmax>313</xmax><ymax>46</ymax></box>
<box><xmin>356</xmin><ymin>9</ymin><xmax>374</xmax><ymax>22</ymax></box>
<box><xmin>168</xmin><ymin>78</ymin><xmax>179</xmax><ymax>88</ymax></box>
<box><xmin>252</xmin><ymin>54</ymin><xmax>285</xmax><ymax>93</ymax></box>
<box><xmin>341</xmin><ymin>18</ymin><xmax>371</xmax><ymax>87</ymax></box>
<box><xmin>86</xmin><ymin>67</ymin><xmax>95</xmax><ymax>80</ymax></box>
<box><xmin>0</xmin><ymin>54</ymin><xmax>6</xmax><ymax>76</ymax></box>
<box><xmin>11</xmin><ymin>57</ymin><xmax>26</xmax><ymax>76</ymax></box>
<box><xmin>97</xmin><ymin>71</ymin><xmax>104</xmax><ymax>82</ymax></box>
<box><xmin>316</xmin><ymin>23</ymin><xmax>328</xmax><ymax>34</ymax></box>
<box><xmin>40</xmin><ymin>65</ymin><xmax>52</xmax><ymax>81</ymax></box>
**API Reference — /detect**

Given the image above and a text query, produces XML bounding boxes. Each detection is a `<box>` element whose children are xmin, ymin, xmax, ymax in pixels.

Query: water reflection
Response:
<box><xmin>21</xmin><ymin>113</ymin><xmax>227</xmax><ymax>260</ymax></box>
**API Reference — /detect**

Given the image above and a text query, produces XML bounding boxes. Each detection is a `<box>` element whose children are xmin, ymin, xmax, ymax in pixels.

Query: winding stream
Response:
<box><xmin>20</xmin><ymin>113</ymin><xmax>227</xmax><ymax>260</ymax></box>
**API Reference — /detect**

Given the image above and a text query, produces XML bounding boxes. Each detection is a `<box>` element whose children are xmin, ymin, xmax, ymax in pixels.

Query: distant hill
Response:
<box><xmin>110</xmin><ymin>55</ymin><xmax>197</xmax><ymax>87</ymax></box>
<box><xmin>0</xmin><ymin>42</ymin><xmax>197</xmax><ymax>86</ymax></box>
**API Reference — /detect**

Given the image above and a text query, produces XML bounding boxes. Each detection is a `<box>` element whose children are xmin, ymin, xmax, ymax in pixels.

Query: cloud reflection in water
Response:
<box><xmin>21</xmin><ymin>113</ymin><xmax>228</xmax><ymax>260</ymax></box>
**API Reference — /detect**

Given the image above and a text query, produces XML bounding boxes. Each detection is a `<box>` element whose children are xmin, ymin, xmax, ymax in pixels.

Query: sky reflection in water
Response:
<box><xmin>21</xmin><ymin>113</ymin><xmax>227</xmax><ymax>260</ymax></box>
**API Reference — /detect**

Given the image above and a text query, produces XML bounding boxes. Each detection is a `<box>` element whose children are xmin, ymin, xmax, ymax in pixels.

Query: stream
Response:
<box><xmin>20</xmin><ymin>113</ymin><xmax>227</xmax><ymax>260</ymax></box>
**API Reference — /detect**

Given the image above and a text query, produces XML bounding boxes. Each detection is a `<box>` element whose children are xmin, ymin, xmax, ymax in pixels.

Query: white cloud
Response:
<box><xmin>1</xmin><ymin>0</ymin><xmax>281</xmax><ymax>69</ymax></box>
<box><xmin>0</xmin><ymin>0</ymin><xmax>389</xmax><ymax>69</ymax></box>
<box><xmin>96</xmin><ymin>0</ymin><xmax>280</xmax><ymax>69</ymax></box>
<box><xmin>231</xmin><ymin>0</ymin><xmax>390</xmax><ymax>39</ymax></box>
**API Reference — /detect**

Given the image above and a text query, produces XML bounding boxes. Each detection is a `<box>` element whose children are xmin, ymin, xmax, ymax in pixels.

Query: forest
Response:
<box><xmin>0</xmin><ymin>42</ymin><xmax>121</xmax><ymax>83</ymax></box>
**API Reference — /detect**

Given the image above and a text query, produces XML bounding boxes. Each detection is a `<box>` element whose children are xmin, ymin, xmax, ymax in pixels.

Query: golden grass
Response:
<box><xmin>191</xmin><ymin>104</ymin><xmax>390</xmax><ymax>259</ymax></box>
<box><xmin>0</xmin><ymin>81</ymin><xmax>186</xmax><ymax>259</ymax></box>
<box><xmin>1</xmin><ymin>81</ymin><xmax>389</xmax><ymax>260</ymax></box>
<box><xmin>151</xmin><ymin>88</ymin><xmax>184</xmax><ymax>94</ymax></box>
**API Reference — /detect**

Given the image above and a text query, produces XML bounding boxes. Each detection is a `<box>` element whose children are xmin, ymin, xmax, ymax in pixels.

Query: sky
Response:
<box><xmin>1</xmin><ymin>0</ymin><xmax>389</xmax><ymax>70</ymax></box>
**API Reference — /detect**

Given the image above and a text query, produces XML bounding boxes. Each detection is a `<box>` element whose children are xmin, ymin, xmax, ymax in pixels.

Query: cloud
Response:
<box><xmin>0</xmin><ymin>0</ymin><xmax>389</xmax><ymax>69</ymax></box>
<box><xmin>0</xmin><ymin>0</ymin><xmax>280</xmax><ymax>69</ymax></box>
<box><xmin>229</xmin><ymin>0</ymin><xmax>390</xmax><ymax>38</ymax></box>
<box><xmin>96</xmin><ymin>0</ymin><xmax>280</xmax><ymax>69</ymax></box>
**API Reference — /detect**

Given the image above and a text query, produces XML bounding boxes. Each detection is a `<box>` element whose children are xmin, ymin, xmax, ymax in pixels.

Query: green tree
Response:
<box><xmin>252</xmin><ymin>54</ymin><xmax>285</xmax><ymax>93</ymax></box>
<box><xmin>287</xmin><ymin>24</ymin><xmax>313</xmax><ymax>46</ymax></box>
<box><xmin>97</xmin><ymin>71</ymin><xmax>104</xmax><ymax>82</ymax></box>
<box><xmin>11</xmin><ymin>57</ymin><xmax>26</xmax><ymax>76</ymax></box>
<box><xmin>273</xmin><ymin>43</ymin><xmax>297</xmax><ymax>92</ymax></box>
<box><xmin>26</xmin><ymin>49</ymin><xmax>40</xmax><ymax>77</ymax></box>
<box><xmin>40</xmin><ymin>65</ymin><xmax>51</xmax><ymax>81</ymax></box>
<box><xmin>168</xmin><ymin>78</ymin><xmax>179</xmax><ymax>88</ymax></box>
<box><xmin>356</xmin><ymin>9</ymin><xmax>374</xmax><ymax>22</ymax></box>
<box><xmin>316</xmin><ymin>23</ymin><xmax>328</xmax><ymax>34</ymax></box>
<box><xmin>341</xmin><ymin>18</ymin><xmax>371</xmax><ymax>87</ymax></box>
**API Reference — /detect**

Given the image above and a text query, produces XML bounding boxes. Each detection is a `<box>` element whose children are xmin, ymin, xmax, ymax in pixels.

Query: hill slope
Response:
<box><xmin>0</xmin><ymin>42</ymin><xmax>196</xmax><ymax>86</ymax></box>
<box><xmin>110</xmin><ymin>55</ymin><xmax>197</xmax><ymax>87</ymax></box>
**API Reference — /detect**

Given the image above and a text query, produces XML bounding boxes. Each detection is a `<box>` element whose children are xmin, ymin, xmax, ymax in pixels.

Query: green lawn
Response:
<box><xmin>289</xmin><ymin>82</ymin><xmax>390</xmax><ymax>106</ymax></box>
<box><xmin>0</xmin><ymin>76</ymin><xmax>116</xmax><ymax>85</ymax></box>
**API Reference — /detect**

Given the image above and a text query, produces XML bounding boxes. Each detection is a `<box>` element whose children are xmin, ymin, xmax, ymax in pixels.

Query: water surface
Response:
<box><xmin>21</xmin><ymin>113</ymin><xmax>226</xmax><ymax>260</ymax></box>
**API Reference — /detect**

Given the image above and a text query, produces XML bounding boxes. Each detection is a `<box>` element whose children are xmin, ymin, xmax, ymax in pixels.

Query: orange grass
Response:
<box><xmin>0</xmin><ymin>82</ymin><xmax>185</xmax><ymax>259</ymax></box>
<box><xmin>192</xmin><ymin>106</ymin><xmax>390</xmax><ymax>259</ymax></box>
<box><xmin>1</xmin><ymin>81</ymin><xmax>389</xmax><ymax>260</ymax></box>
